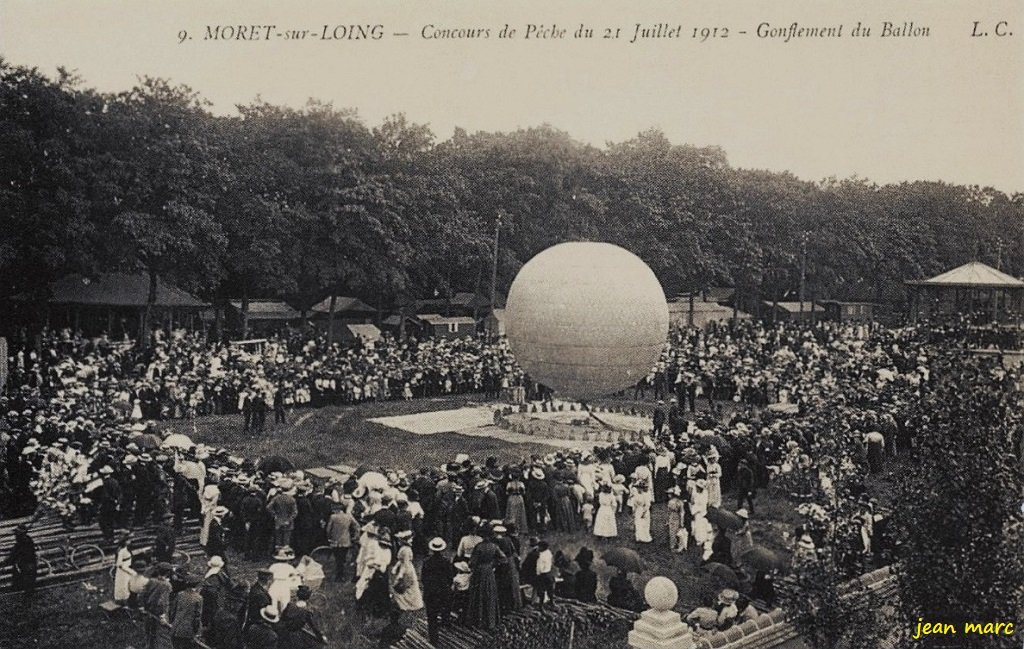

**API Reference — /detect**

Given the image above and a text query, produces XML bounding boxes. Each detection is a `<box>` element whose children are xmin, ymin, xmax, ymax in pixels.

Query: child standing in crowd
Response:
<box><xmin>580</xmin><ymin>493</ymin><xmax>595</xmax><ymax>531</ymax></box>
<box><xmin>611</xmin><ymin>475</ymin><xmax>628</xmax><ymax>512</ymax></box>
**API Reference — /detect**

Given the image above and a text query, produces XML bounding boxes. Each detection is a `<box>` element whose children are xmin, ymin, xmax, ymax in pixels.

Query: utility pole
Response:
<box><xmin>490</xmin><ymin>211</ymin><xmax>503</xmax><ymax>310</ymax></box>
<box><xmin>799</xmin><ymin>231</ymin><xmax>809</xmax><ymax>315</ymax></box>
<box><xmin>996</xmin><ymin>237</ymin><xmax>1005</xmax><ymax>270</ymax></box>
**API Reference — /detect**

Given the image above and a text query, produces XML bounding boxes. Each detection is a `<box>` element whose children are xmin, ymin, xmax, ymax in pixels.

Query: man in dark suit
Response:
<box><xmin>273</xmin><ymin>384</ymin><xmax>287</xmax><ymax>425</ymax></box>
<box><xmin>243</xmin><ymin>606</ymin><xmax>280</xmax><ymax>649</ymax></box>
<box><xmin>735</xmin><ymin>458</ymin><xmax>756</xmax><ymax>514</ymax></box>
<box><xmin>170</xmin><ymin>573</ymin><xmax>204</xmax><ymax>648</ymax></box>
<box><xmin>652</xmin><ymin>401</ymin><xmax>666</xmax><ymax>436</ymax></box>
<box><xmin>668</xmin><ymin>396</ymin><xmax>686</xmax><ymax>436</ymax></box>
<box><xmin>421</xmin><ymin>538</ymin><xmax>455</xmax><ymax>645</ymax></box>
<box><xmin>241</xmin><ymin>391</ymin><xmax>253</xmax><ymax>432</ymax></box>
<box><xmin>279</xmin><ymin>585</ymin><xmax>326</xmax><ymax>647</ymax></box>
<box><xmin>142</xmin><ymin>563</ymin><xmax>173</xmax><ymax>649</ymax></box>
<box><xmin>241</xmin><ymin>570</ymin><xmax>274</xmax><ymax>631</ymax></box>
<box><xmin>97</xmin><ymin>465</ymin><xmax>122</xmax><ymax>542</ymax></box>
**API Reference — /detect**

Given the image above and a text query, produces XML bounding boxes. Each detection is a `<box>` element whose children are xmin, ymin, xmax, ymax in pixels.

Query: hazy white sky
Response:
<box><xmin>3</xmin><ymin>0</ymin><xmax>1022</xmax><ymax>191</ymax></box>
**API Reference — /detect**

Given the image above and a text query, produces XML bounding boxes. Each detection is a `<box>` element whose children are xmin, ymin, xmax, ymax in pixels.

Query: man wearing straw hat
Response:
<box><xmin>243</xmin><ymin>605</ymin><xmax>281</xmax><ymax>649</ymax></box>
<box><xmin>421</xmin><ymin>537</ymin><xmax>454</xmax><ymax>645</ymax></box>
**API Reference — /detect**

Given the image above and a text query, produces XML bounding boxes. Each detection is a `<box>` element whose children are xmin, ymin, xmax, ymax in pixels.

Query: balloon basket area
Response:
<box><xmin>492</xmin><ymin>400</ymin><xmax>652</xmax><ymax>444</ymax></box>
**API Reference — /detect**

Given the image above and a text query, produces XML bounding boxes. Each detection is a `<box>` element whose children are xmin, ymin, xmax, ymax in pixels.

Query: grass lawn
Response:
<box><xmin>163</xmin><ymin>396</ymin><xmax>566</xmax><ymax>472</ymax></box>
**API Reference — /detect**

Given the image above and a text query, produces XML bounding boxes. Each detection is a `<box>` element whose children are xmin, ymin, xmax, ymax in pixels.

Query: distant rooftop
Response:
<box><xmin>906</xmin><ymin>261</ymin><xmax>1024</xmax><ymax>288</ymax></box>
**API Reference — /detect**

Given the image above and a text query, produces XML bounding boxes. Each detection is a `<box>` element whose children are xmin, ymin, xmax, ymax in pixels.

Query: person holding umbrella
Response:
<box><xmin>707</xmin><ymin>527</ymin><xmax>733</xmax><ymax>567</ymax></box>
<box><xmin>607</xmin><ymin>567</ymin><xmax>642</xmax><ymax>612</ymax></box>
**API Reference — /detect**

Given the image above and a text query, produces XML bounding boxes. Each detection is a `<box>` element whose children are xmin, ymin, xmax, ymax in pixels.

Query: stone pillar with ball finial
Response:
<box><xmin>627</xmin><ymin>576</ymin><xmax>695</xmax><ymax>649</ymax></box>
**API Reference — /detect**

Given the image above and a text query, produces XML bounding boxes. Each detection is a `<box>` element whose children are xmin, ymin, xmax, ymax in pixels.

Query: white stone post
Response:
<box><xmin>627</xmin><ymin>576</ymin><xmax>695</xmax><ymax>649</ymax></box>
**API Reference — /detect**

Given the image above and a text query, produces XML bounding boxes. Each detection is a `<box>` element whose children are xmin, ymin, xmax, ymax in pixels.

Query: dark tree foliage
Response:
<box><xmin>2</xmin><ymin>61</ymin><xmax>1023</xmax><ymax>316</ymax></box>
<box><xmin>774</xmin><ymin>401</ymin><xmax>888</xmax><ymax>649</ymax></box>
<box><xmin>892</xmin><ymin>350</ymin><xmax>1024</xmax><ymax>649</ymax></box>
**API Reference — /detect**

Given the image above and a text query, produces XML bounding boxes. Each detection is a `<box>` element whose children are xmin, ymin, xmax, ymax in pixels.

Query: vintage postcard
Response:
<box><xmin>0</xmin><ymin>1</ymin><xmax>1021</xmax><ymax>649</ymax></box>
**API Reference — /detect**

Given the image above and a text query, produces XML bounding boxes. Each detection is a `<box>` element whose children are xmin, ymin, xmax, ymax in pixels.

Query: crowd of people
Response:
<box><xmin>2</xmin><ymin>316</ymin><xmax>1021</xmax><ymax>647</ymax></box>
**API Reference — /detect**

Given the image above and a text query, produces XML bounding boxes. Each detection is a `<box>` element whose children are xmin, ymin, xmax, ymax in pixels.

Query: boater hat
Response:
<box><xmin>273</xmin><ymin>547</ymin><xmax>296</xmax><ymax>562</ymax></box>
<box><xmin>260</xmin><ymin>605</ymin><xmax>280</xmax><ymax>623</ymax></box>
<box><xmin>428</xmin><ymin>537</ymin><xmax>447</xmax><ymax>552</ymax></box>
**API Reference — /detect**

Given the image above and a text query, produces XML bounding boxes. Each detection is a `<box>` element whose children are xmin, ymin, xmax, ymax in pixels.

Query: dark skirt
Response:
<box><xmin>357</xmin><ymin>570</ymin><xmax>392</xmax><ymax>618</ymax></box>
<box><xmin>654</xmin><ymin>468</ymin><xmax>672</xmax><ymax>503</ymax></box>
<box><xmin>553</xmin><ymin>496</ymin><xmax>579</xmax><ymax>533</ymax></box>
<box><xmin>463</xmin><ymin>565</ymin><xmax>501</xmax><ymax>631</ymax></box>
<box><xmin>495</xmin><ymin>559</ymin><xmax>522</xmax><ymax>613</ymax></box>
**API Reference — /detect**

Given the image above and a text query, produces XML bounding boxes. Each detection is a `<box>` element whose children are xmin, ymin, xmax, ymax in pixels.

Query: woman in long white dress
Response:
<box><xmin>593</xmin><ymin>485</ymin><xmax>618</xmax><ymax>538</ymax></box>
<box><xmin>113</xmin><ymin>535</ymin><xmax>135</xmax><ymax>603</ymax></box>
<box><xmin>199</xmin><ymin>478</ymin><xmax>221</xmax><ymax>547</ymax></box>
<box><xmin>704</xmin><ymin>449</ymin><xmax>722</xmax><ymax>509</ymax></box>
<box><xmin>390</xmin><ymin>545</ymin><xmax>424</xmax><ymax>612</ymax></box>
<box><xmin>268</xmin><ymin>548</ymin><xmax>301</xmax><ymax>612</ymax></box>
<box><xmin>631</xmin><ymin>482</ymin><xmax>653</xmax><ymax>543</ymax></box>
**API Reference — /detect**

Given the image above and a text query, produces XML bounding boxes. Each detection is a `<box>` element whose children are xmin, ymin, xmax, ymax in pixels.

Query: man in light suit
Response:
<box><xmin>326</xmin><ymin>503</ymin><xmax>360</xmax><ymax>581</ymax></box>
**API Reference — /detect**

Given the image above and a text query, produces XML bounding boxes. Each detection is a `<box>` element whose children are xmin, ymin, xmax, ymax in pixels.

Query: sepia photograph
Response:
<box><xmin>0</xmin><ymin>1</ymin><xmax>1022</xmax><ymax>648</ymax></box>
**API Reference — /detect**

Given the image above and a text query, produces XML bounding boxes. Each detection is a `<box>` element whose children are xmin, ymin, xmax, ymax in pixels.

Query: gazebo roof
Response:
<box><xmin>906</xmin><ymin>261</ymin><xmax>1024</xmax><ymax>289</ymax></box>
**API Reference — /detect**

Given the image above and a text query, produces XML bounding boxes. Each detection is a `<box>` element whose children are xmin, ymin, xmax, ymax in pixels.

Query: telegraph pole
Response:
<box><xmin>799</xmin><ymin>231</ymin><xmax>809</xmax><ymax>315</ymax></box>
<box><xmin>490</xmin><ymin>211</ymin><xmax>502</xmax><ymax>309</ymax></box>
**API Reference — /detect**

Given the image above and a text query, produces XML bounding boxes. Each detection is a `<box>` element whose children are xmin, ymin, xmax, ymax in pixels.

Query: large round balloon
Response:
<box><xmin>505</xmin><ymin>242</ymin><xmax>669</xmax><ymax>400</ymax></box>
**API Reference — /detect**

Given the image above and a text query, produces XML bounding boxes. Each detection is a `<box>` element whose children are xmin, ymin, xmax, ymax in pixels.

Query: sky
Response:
<box><xmin>3</xmin><ymin>0</ymin><xmax>1023</xmax><ymax>192</ymax></box>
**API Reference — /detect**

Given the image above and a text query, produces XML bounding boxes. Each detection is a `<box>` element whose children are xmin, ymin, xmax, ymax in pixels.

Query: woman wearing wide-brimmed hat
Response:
<box><xmin>356</xmin><ymin>529</ymin><xmax>393</xmax><ymax>618</ymax></box>
<box><xmin>463</xmin><ymin>525</ymin><xmax>505</xmax><ymax>631</ymax></box>
<box><xmin>630</xmin><ymin>468</ymin><xmax>654</xmax><ymax>544</ymax></box>
<box><xmin>525</xmin><ymin>466</ymin><xmax>550</xmax><ymax>533</ymax></box>
<box><xmin>491</xmin><ymin>524</ymin><xmax>522</xmax><ymax>613</ymax></box>
<box><xmin>390</xmin><ymin>544</ymin><xmax>424</xmax><ymax>613</ymax></box>
<box><xmin>503</xmin><ymin>468</ymin><xmax>529</xmax><ymax>537</ymax></box>
<box><xmin>268</xmin><ymin>546</ymin><xmax>300</xmax><ymax>612</ymax></box>
<box><xmin>113</xmin><ymin>533</ymin><xmax>136</xmax><ymax>603</ymax></box>
<box><xmin>205</xmin><ymin>505</ymin><xmax>229</xmax><ymax>558</ymax></box>
<box><xmin>199</xmin><ymin>470</ymin><xmax>221</xmax><ymax>547</ymax></box>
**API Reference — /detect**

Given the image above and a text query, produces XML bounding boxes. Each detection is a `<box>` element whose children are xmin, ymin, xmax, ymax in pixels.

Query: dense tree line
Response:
<box><xmin>3</xmin><ymin>60</ymin><xmax>1023</xmax><ymax>325</ymax></box>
